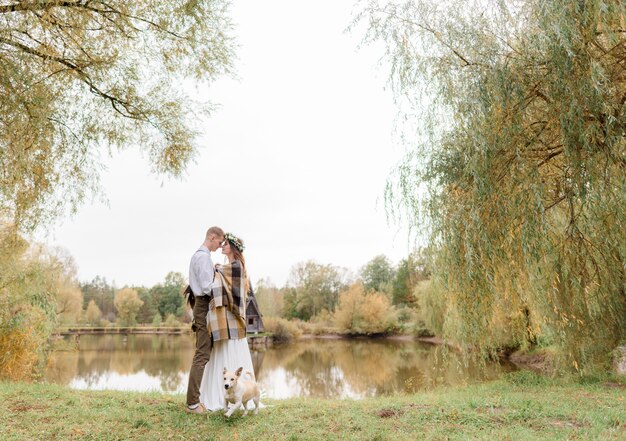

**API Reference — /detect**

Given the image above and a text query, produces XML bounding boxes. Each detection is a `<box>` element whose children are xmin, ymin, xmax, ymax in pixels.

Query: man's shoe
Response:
<box><xmin>185</xmin><ymin>403</ymin><xmax>207</xmax><ymax>414</ymax></box>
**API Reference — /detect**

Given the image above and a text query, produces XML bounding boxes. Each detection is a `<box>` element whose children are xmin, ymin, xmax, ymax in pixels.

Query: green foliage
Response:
<box><xmin>151</xmin><ymin>312</ymin><xmax>163</xmax><ymax>327</ymax></box>
<box><xmin>360</xmin><ymin>0</ymin><xmax>626</xmax><ymax>369</ymax></box>
<box><xmin>360</xmin><ymin>255</ymin><xmax>395</xmax><ymax>295</ymax></box>
<box><xmin>136</xmin><ymin>287</ymin><xmax>157</xmax><ymax>324</ymax></box>
<box><xmin>391</xmin><ymin>250</ymin><xmax>429</xmax><ymax>306</ymax></box>
<box><xmin>391</xmin><ymin>257</ymin><xmax>416</xmax><ymax>306</ymax></box>
<box><xmin>150</xmin><ymin>272</ymin><xmax>186</xmax><ymax>319</ymax></box>
<box><xmin>395</xmin><ymin>304</ymin><xmax>416</xmax><ymax>324</ymax></box>
<box><xmin>0</xmin><ymin>0</ymin><xmax>236</xmax><ymax>231</ymax></box>
<box><xmin>81</xmin><ymin>276</ymin><xmax>116</xmax><ymax>322</ymax></box>
<box><xmin>283</xmin><ymin>261</ymin><xmax>348</xmax><ymax>321</ymax></box>
<box><xmin>254</xmin><ymin>278</ymin><xmax>285</xmax><ymax>318</ymax></box>
<box><xmin>163</xmin><ymin>313</ymin><xmax>180</xmax><ymax>328</ymax></box>
<box><xmin>414</xmin><ymin>279</ymin><xmax>445</xmax><ymax>336</ymax></box>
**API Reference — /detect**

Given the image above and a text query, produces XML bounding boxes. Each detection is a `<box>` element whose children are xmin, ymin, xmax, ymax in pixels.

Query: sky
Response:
<box><xmin>42</xmin><ymin>0</ymin><xmax>416</xmax><ymax>288</ymax></box>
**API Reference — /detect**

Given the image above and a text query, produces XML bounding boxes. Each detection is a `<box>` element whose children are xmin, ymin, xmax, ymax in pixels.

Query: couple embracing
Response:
<box><xmin>185</xmin><ymin>226</ymin><xmax>256</xmax><ymax>414</ymax></box>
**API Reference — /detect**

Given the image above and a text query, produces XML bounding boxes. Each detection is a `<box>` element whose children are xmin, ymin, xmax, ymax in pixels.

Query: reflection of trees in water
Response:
<box><xmin>282</xmin><ymin>343</ymin><xmax>343</xmax><ymax>398</ymax></box>
<box><xmin>405</xmin><ymin>345</ymin><xmax>513</xmax><ymax>390</ymax></box>
<box><xmin>260</xmin><ymin>340</ymin><xmax>398</xmax><ymax>398</ymax></box>
<box><xmin>45</xmin><ymin>351</ymin><xmax>79</xmax><ymax>385</ymax></box>
<box><xmin>159</xmin><ymin>371</ymin><xmax>185</xmax><ymax>392</ymax></box>
<box><xmin>250</xmin><ymin>350</ymin><xmax>265</xmax><ymax>376</ymax></box>
<box><xmin>51</xmin><ymin>334</ymin><xmax>195</xmax><ymax>389</ymax></box>
<box><xmin>259</xmin><ymin>339</ymin><xmax>515</xmax><ymax>398</ymax></box>
<box><xmin>45</xmin><ymin>336</ymin><xmax>515</xmax><ymax>396</ymax></box>
<box><xmin>333</xmin><ymin>340</ymin><xmax>414</xmax><ymax>396</ymax></box>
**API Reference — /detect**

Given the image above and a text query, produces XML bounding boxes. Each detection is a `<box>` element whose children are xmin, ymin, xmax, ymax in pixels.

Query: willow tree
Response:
<box><xmin>358</xmin><ymin>0</ymin><xmax>625</xmax><ymax>369</ymax></box>
<box><xmin>0</xmin><ymin>0</ymin><xmax>235</xmax><ymax>231</ymax></box>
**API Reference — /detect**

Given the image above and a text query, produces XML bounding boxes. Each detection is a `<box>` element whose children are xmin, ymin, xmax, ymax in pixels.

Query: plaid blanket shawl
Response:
<box><xmin>207</xmin><ymin>260</ymin><xmax>247</xmax><ymax>341</ymax></box>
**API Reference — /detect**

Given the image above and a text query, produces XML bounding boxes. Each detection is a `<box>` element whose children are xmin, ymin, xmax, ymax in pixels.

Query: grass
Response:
<box><xmin>1</xmin><ymin>372</ymin><xmax>624</xmax><ymax>440</ymax></box>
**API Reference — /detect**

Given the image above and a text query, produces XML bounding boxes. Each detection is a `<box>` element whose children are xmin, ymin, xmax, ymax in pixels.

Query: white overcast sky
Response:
<box><xmin>43</xmin><ymin>0</ymin><xmax>416</xmax><ymax>288</ymax></box>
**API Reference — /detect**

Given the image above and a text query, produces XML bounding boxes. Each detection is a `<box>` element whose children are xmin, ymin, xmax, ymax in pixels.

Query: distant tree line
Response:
<box><xmin>256</xmin><ymin>252</ymin><xmax>432</xmax><ymax>335</ymax></box>
<box><xmin>78</xmin><ymin>272</ymin><xmax>188</xmax><ymax>327</ymax></box>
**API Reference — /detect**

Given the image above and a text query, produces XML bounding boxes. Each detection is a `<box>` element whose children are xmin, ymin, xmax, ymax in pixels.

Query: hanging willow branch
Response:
<box><xmin>357</xmin><ymin>0</ymin><xmax>626</xmax><ymax>370</ymax></box>
<box><xmin>0</xmin><ymin>0</ymin><xmax>236</xmax><ymax>231</ymax></box>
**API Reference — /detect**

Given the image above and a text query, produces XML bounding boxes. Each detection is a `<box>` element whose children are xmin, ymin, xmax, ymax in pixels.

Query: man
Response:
<box><xmin>186</xmin><ymin>226</ymin><xmax>225</xmax><ymax>413</ymax></box>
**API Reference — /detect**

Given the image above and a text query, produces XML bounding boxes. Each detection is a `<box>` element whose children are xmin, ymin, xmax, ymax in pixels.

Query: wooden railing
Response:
<box><xmin>55</xmin><ymin>327</ymin><xmax>191</xmax><ymax>336</ymax></box>
<box><xmin>53</xmin><ymin>327</ymin><xmax>273</xmax><ymax>349</ymax></box>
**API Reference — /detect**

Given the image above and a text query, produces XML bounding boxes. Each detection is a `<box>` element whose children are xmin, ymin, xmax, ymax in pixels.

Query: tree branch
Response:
<box><xmin>2</xmin><ymin>1</ymin><xmax>185</xmax><ymax>39</ymax></box>
<box><xmin>372</xmin><ymin>7</ymin><xmax>481</xmax><ymax>68</ymax></box>
<box><xmin>0</xmin><ymin>35</ymin><xmax>143</xmax><ymax>119</ymax></box>
<box><xmin>0</xmin><ymin>1</ymin><xmax>85</xmax><ymax>14</ymax></box>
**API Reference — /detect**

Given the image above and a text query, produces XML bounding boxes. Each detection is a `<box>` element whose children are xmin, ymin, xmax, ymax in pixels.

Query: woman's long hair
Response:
<box><xmin>229</xmin><ymin>240</ymin><xmax>250</xmax><ymax>293</ymax></box>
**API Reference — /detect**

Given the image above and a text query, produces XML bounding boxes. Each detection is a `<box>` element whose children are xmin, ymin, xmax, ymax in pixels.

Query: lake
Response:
<box><xmin>45</xmin><ymin>335</ymin><xmax>517</xmax><ymax>399</ymax></box>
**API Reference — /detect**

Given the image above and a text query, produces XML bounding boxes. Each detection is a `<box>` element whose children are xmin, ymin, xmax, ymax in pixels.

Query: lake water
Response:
<box><xmin>45</xmin><ymin>335</ymin><xmax>517</xmax><ymax>399</ymax></box>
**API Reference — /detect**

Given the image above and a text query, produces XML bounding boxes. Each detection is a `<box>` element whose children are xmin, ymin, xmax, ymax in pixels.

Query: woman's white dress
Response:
<box><xmin>199</xmin><ymin>337</ymin><xmax>255</xmax><ymax>411</ymax></box>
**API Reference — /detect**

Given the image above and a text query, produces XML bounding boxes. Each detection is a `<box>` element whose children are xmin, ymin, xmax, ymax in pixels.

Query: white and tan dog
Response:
<box><xmin>222</xmin><ymin>367</ymin><xmax>261</xmax><ymax>417</ymax></box>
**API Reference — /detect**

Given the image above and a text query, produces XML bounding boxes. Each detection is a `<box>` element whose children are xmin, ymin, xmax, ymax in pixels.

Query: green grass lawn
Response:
<box><xmin>1</xmin><ymin>372</ymin><xmax>624</xmax><ymax>440</ymax></box>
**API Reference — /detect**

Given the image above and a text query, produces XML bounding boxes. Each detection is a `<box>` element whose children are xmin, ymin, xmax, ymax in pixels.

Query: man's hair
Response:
<box><xmin>206</xmin><ymin>226</ymin><xmax>225</xmax><ymax>239</ymax></box>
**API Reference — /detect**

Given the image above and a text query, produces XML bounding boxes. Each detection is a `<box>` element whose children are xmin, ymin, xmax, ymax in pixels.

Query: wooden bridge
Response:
<box><xmin>56</xmin><ymin>327</ymin><xmax>191</xmax><ymax>336</ymax></box>
<box><xmin>54</xmin><ymin>327</ymin><xmax>272</xmax><ymax>349</ymax></box>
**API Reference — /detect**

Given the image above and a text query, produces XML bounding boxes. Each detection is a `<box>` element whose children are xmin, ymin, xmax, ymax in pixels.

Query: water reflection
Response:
<box><xmin>45</xmin><ymin>335</ymin><xmax>516</xmax><ymax>398</ymax></box>
<box><xmin>256</xmin><ymin>339</ymin><xmax>515</xmax><ymax>398</ymax></box>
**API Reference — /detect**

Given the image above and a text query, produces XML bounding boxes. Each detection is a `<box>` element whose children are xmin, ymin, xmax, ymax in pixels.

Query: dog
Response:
<box><xmin>222</xmin><ymin>366</ymin><xmax>261</xmax><ymax>417</ymax></box>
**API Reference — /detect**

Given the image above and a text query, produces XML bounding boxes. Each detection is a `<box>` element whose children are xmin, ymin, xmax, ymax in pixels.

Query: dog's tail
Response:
<box><xmin>245</xmin><ymin>370</ymin><xmax>256</xmax><ymax>381</ymax></box>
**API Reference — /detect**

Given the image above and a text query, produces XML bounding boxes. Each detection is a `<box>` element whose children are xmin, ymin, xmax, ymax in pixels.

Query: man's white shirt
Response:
<box><xmin>189</xmin><ymin>246</ymin><xmax>214</xmax><ymax>296</ymax></box>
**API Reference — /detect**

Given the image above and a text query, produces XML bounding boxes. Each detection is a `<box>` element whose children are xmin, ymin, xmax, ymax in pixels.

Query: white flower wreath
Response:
<box><xmin>224</xmin><ymin>232</ymin><xmax>245</xmax><ymax>252</ymax></box>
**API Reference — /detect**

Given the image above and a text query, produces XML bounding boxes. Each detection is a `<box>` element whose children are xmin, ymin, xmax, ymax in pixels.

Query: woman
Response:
<box><xmin>199</xmin><ymin>232</ymin><xmax>255</xmax><ymax>411</ymax></box>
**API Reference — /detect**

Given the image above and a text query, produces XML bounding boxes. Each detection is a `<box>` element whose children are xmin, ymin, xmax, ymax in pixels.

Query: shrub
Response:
<box><xmin>0</xmin><ymin>228</ymin><xmax>60</xmax><ymax>380</ymax></box>
<box><xmin>309</xmin><ymin>309</ymin><xmax>338</xmax><ymax>335</ymax></box>
<box><xmin>396</xmin><ymin>305</ymin><xmax>417</xmax><ymax>324</ymax></box>
<box><xmin>163</xmin><ymin>314</ymin><xmax>180</xmax><ymax>327</ymax></box>
<box><xmin>0</xmin><ymin>292</ymin><xmax>56</xmax><ymax>381</ymax></box>
<box><xmin>152</xmin><ymin>313</ymin><xmax>163</xmax><ymax>327</ymax></box>
<box><xmin>264</xmin><ymin>317</ymin><xmax>302</xmax><ymax>342</ymax></box>
<box><xmin>291</xmin><ymin>319</ymin><xmax>313</xmax><ymax>335</ymax></box>
<box><xmin>413</xmin><ymin>320</ymin><xmax>435</xmax><ymax>337</ymax></box>
<box><xmin>0</xmin><ymin>313</ymin><xmax>47</xmax><ymax>381</ymax></box>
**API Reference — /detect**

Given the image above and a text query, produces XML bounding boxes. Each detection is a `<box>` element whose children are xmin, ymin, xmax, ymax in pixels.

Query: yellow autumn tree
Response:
<box><xmin>52</xmin><ymin>250</ymin><xmax>83</xmax><ymax>325</ymax></box>
<box><xmin>114</xmin><ymin>288</ymin><xmax>143</xmax><ymax>327</ymax></box>
<box><xmin>334</xmin><ymin>282</ymin><xmax>396</xmax><ymax>334</ymax></box>
<box><xmin>85</xmin><ymin>300</ymin><xmax>102</xmax><ymax>326</ymax></box>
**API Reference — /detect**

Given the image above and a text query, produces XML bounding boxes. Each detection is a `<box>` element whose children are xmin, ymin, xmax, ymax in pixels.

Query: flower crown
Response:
<box><xmin>224</xmin><ymin>232</ymin><xmax>245</xmax><ymax>252</ymax></box>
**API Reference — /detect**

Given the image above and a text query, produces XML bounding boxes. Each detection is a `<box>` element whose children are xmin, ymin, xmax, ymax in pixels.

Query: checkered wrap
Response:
<box><xmin>207</xmin><ymin>260</ymin><xmax>247</xmax><ymax>341</ymax></box>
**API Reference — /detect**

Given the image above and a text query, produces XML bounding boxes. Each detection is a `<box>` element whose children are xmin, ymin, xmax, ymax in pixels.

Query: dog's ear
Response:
<box><xmin>223</xmin><ymin>367</ymin><xmax>227</xmax><ymax>375</ymax></box>
<box><xmin>235</xmin><ymin>367</ymin><xmax>243</xmax><ymax>377</ymax></box>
